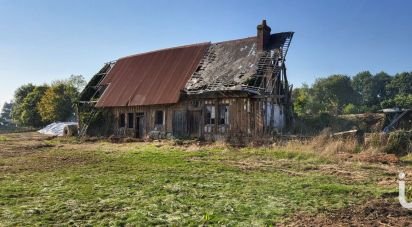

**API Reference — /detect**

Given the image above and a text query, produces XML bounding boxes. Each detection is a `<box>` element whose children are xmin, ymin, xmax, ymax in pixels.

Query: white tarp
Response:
<box><xmin>38</xmin><ymin>122</ymin><xmax>78</xmax><ymax>136</ymax></box>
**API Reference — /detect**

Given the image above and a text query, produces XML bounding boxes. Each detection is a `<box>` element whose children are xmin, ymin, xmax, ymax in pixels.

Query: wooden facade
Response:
<box><xmin>109</xmin><ymin>96</ymin><xmax>286</xmax><ymax>142</ymax></box>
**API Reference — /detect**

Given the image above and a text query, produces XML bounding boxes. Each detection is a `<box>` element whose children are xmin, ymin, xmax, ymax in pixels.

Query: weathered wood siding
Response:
<box><xmin>106</xmin><ymin>97</ymin><xmax>285</xmax><ymax>141</ymax></box>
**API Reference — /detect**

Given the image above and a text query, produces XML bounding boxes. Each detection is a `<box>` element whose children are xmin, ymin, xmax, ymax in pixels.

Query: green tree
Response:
<box><xmin>292</xmin><ymin>84</ymin><xmax>311</xmax><ymax>116</ymax></box>
<box><xmin>67</xmin><ymin>75</ymin><xmax>87</xmax><ymax>92</ymax></box>
<box><xmin>373</xmin><ymin>71</ymin><xmax>392</xmax><ymax>105</ymax></box>
<box><xmin>385</xmin><ymin>72</ymin><xmax>412</xmax><ymax>99</ymax></box>
<box><xmin>0</xmin><ymin>102</ymin><xmax>13</xmax><ymax>121</ymax></box>
<box><xmin>381</xmin><ymin>94</ymin><xmax>412</xmax><ymax>109</ymax></box>
<box><xmin>352</xmin><ymin>71</ymin><xmax>373</xmax><ymax>104</ymax></box>
<box><xmin>352</xmin><ymin>71</ymin><xmax>392</xmax><ymax>111</ymax></box>
<box><xmin>379</xmin><ymin>72</ymin><xmax>412</xmax><ymax>108</ymax></box>
<box><xmin>18</xmin><ymin>86</ymin><xmax>48</xmax><ymax>127</ymax></box>
<box><xmin>0</xmin><ymin>102</ymin><xmax>13</xmax><ymax>126</ymax></box>
<box><xmin>393</xmin><ymin>94</ymin><xmax>412</xmax><ymax>108</ymax></box>
<box><xmin>38</xmin><ymin>83</ymin><xmax>78</xmax><ymax>123</ymax></box>
<box><xmin>11</xmin><ymin>83</ymin><xmax>35</xmax><ymax>124</ymax></box>
<box><xmin>311</xmin><ymin>75</ymin><xmax>358</xmax><ymax>115</ymax></box>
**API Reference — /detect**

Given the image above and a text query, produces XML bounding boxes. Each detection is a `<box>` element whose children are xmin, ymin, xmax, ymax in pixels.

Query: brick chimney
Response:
<box><xmin>257</xmin><ymin>20</ymin><xmax>271</xmax><ymax>51</ymax></box>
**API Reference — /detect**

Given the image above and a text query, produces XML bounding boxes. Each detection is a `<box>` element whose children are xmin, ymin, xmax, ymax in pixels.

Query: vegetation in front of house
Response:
<box><xmin>0</xmin><ymin>133</ymin><xmax>401</xmax><ymax>226</ymax></box>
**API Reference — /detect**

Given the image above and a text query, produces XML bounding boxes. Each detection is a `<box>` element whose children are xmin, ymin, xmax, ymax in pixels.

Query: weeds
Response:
<box><xmin>0</xmin><ymin>135</ymin><xmax>7</xmax><ymax>142</ymax></box>
<box><xmin>384</xmin><ymin>130</ymin><xmax>412</xmax><ymax>155</ymax></box>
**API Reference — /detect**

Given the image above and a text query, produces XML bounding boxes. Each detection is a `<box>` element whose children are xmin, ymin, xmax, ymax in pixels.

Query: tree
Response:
<box><xmin>0</xmin><ymin>102</ymin><xmax>13</xmax><ymax>126</ymax></box>
<box><xmin>352</xmin><ymin>71</ymin><xmax>374</xmax><ymax>106</ymax></box>
<box><xmin>381</xmin><ymin>94</ymin><xmax>412</xmax><ymax>109</ymax></box>
<box><xmin>1</xmin><ymin>102</ymin><xmax>13</xmax><ymax>120</ymax></box>
<box><xmin>38</xmin><ymin>83</ymin><xmax>78</xmax><ymax>123</ymax></box>
<box><xmin>11</xmin><ymin>83</ymin><xmax>35</xmax><ymax>124</ymax></box>
<box><xmin>67</xmin><ymin>75</ymin><xmax>87</xmax><ymax>92</ymax></box>
<box><xmin>311</xmin><ymin>75</ymin><xmax>358</xmax><ymax>115</ymax></box>
<box><xmin>373</xmin><ymin>71</ymin><xmax>392</xmax><ymax>105</ymax></box>
<box><xmin>19</xmin><ymin>86</ymin><xmax>48</xmax><ymax>127</ymax></box>
<box><xmin>379</xmin><ymin>72</ymin><xmax>412</xmax><ymax>109</ymax></box>
<box><xmin>352</xmin><ymin>71</ymin><xmax>392</xmax><ymax>111</ymax></box>
<box><xmin>292</xmin><ymin>84</ymin><xmax>311</xmax><ymax>116</ymax></box>
<box><xmin>293</xmin><ymin>71</ymin><xmax>410</xmax><ymax>116</ymax></box>
<box><xmin>385</xmin><ymin>72</ymin><xmax>412</xmax><ymax>99</ymax></box>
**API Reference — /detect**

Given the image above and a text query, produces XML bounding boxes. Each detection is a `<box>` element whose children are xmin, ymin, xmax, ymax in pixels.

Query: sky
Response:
<box><xmin>1</xmin><ymin>0</ymin><xmax>412</xmax><ymax>109</ymax></box>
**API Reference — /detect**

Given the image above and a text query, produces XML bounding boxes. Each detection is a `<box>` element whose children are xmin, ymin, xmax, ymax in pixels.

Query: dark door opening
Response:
<box><xmin>188</xmin><ymin>110</ymin><xmax>201</xmax><ymax>137</ymax></box>
<box><xmin>135</xmin><ymin>112</ymin><xmax>145</xmax><ymax>138</ymax></box>
<box><xmin>172</xmin><ymin>110</ymin><xmax>187</xmax><ymax>138</ymax></box>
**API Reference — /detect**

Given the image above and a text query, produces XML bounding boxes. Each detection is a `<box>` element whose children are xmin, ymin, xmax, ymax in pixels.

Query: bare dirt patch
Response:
<box><xmin>0</xmin><ymin>132</ymin><xmax>55</xmax><ymax>157</ymax></box>
<box><xmin>355</xmin><ymin>152</ymin><xmax>400</xmax><ymax>164</ymax></box>
<box><xmin>0</xmin><ymin>151</ymin><xmax>101</xmax><ymax>173</ymax></box>
<box><xmin>0</xmin><ymin>132</ymin><xmax>101</xmax><ymax>173</ymax></box>
<box><xmin>282</xmin><ymin>199</ymin><xmax>412</xmax><ymax>226</ymax></box>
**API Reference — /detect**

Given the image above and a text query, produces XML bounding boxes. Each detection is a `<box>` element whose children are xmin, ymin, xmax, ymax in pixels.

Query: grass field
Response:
<box><xmin>0</xmin><ymin>133</ymin><xmax>410</xmax><ymax>225</ymax></box>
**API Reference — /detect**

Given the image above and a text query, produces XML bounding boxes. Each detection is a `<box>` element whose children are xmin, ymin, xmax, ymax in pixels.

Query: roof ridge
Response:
<box><xmin>118</xmin><ymin>42</ymin><xmax>211</xmax><ymax>60</ymax></box>
<box><xmin>213</xmin><ymin>36</ymin><xmax>256</xmax><ymax>45</ymax></box>
<box><xmin>117</xmin><ymin>32</ymin><xmax>294</xmax><ymax>61</ymax></box>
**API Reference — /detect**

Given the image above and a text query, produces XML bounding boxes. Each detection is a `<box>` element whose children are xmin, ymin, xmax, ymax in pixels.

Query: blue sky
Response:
<box><xmin>1</xmin><ymin>0</ymin><xmax>412</xmax><ymax>109</ymax></box>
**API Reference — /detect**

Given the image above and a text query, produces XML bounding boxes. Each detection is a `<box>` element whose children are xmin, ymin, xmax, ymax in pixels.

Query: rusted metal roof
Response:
<box><xmin>96</xmin><ymin>43</ymin><xmax>210</xmax><ymax>107</ymax></box>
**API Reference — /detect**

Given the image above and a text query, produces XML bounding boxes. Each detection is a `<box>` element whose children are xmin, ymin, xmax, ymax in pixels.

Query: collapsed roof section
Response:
<box><xmin>184</xmin><ymin>32</ymin><xmax>293</xmax><ymax>95</ymax></box>
<box><xmin>184</xmin><ymin>37</ymin><xmax>259</xmax><ymax>93</ymax></box>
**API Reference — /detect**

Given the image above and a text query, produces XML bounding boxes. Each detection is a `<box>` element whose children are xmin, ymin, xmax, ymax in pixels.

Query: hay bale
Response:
<box><xmin>63</xmin><ymin>124</ymin><xmax>78</xmax><ymax>137</ymax></box>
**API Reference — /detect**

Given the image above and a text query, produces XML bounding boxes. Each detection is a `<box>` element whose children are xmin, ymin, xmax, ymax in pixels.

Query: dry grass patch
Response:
<box><xmin>283</xmin><ymin>199</ymin><xmax>412</xmax><ymax>226</ymax></box>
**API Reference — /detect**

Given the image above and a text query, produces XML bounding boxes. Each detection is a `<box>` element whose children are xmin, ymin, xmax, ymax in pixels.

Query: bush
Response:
<box><xmin>383</xmin><ymin>130</ymin><xmax>412</xmax><ymax>156</ymax></box>
<box><xmin>343</xmin><ymin>103</ymin><xmax>357</xmax><ymax>114</ymax></box>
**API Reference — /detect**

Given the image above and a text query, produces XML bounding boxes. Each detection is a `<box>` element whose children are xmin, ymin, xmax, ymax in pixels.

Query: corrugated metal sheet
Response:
<box><xmin>96</xmin><ymin>43</ymin><xmax>210</xmax><ymax>107</ymax></box>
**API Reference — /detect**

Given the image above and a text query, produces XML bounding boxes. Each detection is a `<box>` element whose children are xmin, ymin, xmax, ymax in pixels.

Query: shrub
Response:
<box><xmin>343</xmin><ymin>103</ymin><xmax>357</xmax><ymax>114</ymax></box>
<box><xmin>383</xmin><ymin>130</ymin><xmax>412</xmax><ymax>156</ymax></box>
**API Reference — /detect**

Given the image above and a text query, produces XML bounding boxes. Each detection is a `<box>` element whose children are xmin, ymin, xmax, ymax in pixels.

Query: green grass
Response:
<box><xmin>0</xmin><ymin>141</ymin><xmax>395</xmax><ymax>226</ymax></box>
<box><xmin>0</xmin><ymin>135</ymin><xmax>7</xmax><ymax>142</ymax></box>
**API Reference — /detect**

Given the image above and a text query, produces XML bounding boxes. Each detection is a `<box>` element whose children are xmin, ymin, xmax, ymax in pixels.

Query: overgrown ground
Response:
<box><xmin>0</xmin><ymin>133</ymin><xmax>411</xmax><ymax>226</ymax></box>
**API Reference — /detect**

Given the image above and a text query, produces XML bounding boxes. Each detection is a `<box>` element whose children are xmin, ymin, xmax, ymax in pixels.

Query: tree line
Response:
<box><xmin>293</xmin><ymin>71</ymin><xmax>412</xmax><ymax>116</ymax></box>
<box><xmin>0</xmin><ymin>75</ymin><xmax>86</xmax><ymax>128</ymax></box>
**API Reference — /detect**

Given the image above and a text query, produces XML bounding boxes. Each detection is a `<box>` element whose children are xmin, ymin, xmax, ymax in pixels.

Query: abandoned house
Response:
<box><xmin>78</xmin><ymin>20</ymin><xmax>294</xmax><ymax>142</ymax></box>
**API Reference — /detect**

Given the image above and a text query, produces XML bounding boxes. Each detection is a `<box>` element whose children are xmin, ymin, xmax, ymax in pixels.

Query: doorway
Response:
<box><xmin>188</xmin><ymin>110</ymin><xmax>201</xmax><ymax>137</ymax></box>
<box><xmin>172</xmin><ymin>110</ymin><xmax>187</xmax><ymax>137</ymax></box>
<box><xmin>135</xmin><ymin>112</ymin><xmax>145</xmax><ymax>138</ymax></box>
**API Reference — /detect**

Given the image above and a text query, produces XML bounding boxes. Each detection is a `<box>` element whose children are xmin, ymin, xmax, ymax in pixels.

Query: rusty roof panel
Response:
<box><xmin>95</xmin><ymin>43</ymin><xmax>210</xmax><ymax>107</ymax></box>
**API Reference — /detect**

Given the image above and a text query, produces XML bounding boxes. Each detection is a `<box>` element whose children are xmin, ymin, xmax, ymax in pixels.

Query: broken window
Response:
<box><xmin>119</xmin><ymin>113</ymin><xmax>125</xmax><ymax>128</ymax></box>
<box><xmin>205</xmin><ymin>105</ymin><xmax>215</xmax><ymax>125</ymax></box>
<box><xmin>218</xmin><ymin>105</ymin><xmax>229</xmax><ymax>125</ymax></box>
<box><xmin>155</xmin><ymin>110</ymin><xmax>164</xmax><ymax>125</ymax></box>
<box><xmin>128</xmin><ymin>113</ymin><xmax>134</xmax><ymax>128</ymax></box>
